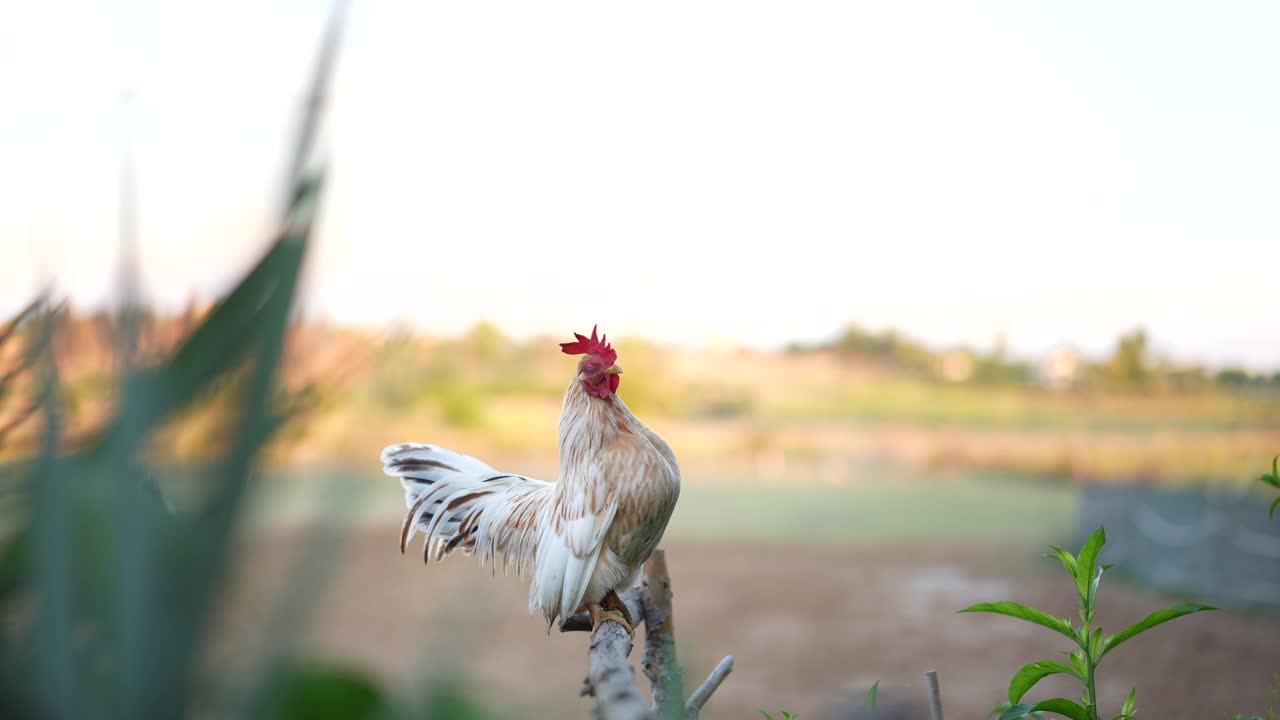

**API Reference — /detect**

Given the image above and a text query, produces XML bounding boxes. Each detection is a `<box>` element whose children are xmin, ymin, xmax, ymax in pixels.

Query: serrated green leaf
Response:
<box><xmin>1009</xmin><ymin>660</ymin><xmax>1080</xmax><ymax>704</ymax></box>
<box><xmin>959</xmin><ymin>601</ymin><xmax>1075</xmax><ymax>640</ymax></box>
<box><xmin>1076</xmin><ymin>527</ymin><xmax>1106</xmax><ymax>602</ymax></box>
<box><xmin>864</xmin><ymin>680</ymin><xmax>879</xmax><ymax>711</ymax></box>
<box><xmin>1046</xmin><ymin>546</ymin><xmax>1078</xmax><ymax>580</ymax></box>
<box><xmin>1101</xmin><ymin>603</ymin><xmax>1216</xmax><ymax>659</ymax></box>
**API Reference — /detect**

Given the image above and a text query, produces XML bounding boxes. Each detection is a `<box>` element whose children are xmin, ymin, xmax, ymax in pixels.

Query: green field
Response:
<box><xmin>246</xmin><ymin>467</ymin><xmax>1079</xmax><ymax>547</ymax></box>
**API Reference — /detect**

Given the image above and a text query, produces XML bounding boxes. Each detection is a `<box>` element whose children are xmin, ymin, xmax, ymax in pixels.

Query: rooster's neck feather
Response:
<box><xmin>558</xmin><ymin>379</ymin><xmax>640</xmax><ymax>475</ymax></box>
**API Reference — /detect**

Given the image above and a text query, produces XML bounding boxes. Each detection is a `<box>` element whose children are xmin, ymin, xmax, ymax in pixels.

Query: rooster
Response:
<box><xmin>381</xmin><ymin>327</ymin><xmax>680</xmax><ymax>633</ymax></box>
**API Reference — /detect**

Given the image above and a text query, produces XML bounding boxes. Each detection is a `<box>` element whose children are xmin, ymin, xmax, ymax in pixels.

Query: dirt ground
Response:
<box><xmin>214</xmin><ymin>522</ymin><xmax>1280</xmax><ymax>719</ymax></box>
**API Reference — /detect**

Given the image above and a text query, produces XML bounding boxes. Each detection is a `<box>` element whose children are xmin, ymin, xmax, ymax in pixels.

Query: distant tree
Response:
<box><xmin>464</xmin><ymin>320</ymin><xmax>507</xmax><ymax>362</ymax></box>
<box><xmin>1215</xmin><ymin>367</ymin><xmax>1253</xmax><ymax>387</ymax></box>
<box><xmin>1106</xmin><ymin>327</ymin><xmax>1150</xmax><ymax>388</ymax></box>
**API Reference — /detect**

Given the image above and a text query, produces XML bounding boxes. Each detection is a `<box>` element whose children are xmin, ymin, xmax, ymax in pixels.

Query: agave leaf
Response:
<box><xmin>1100</xmin><ymin>603</ymin><xmax>1216</xmax><ymax>660</ymax></box>
<box><xmin>1075</xmin><ymin>527</ymin><xmax>1106</xmax><ymax>603</ymax></box>
<box><xmin>1008</xmin><ymin>660</ymin><xmax>1080</xmax><ymax>704</ymax></box>
<box><xmin>959</xmin><ymin>601</ymin><xmax>1075</xmax><ymax>641</ymax></box>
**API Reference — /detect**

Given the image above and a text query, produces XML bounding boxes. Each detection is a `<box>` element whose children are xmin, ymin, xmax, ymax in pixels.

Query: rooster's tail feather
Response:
<box><xmin>381</xmin><ymin>442</ymin><xmax>550</xmax><ymax>576</ymax></box>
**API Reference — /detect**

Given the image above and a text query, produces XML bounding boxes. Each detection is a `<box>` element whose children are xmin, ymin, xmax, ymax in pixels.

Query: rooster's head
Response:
<box><xmin>560</xmin><ymin>326</ymin><xmax>622</xmax><ymax>399</ymax></box>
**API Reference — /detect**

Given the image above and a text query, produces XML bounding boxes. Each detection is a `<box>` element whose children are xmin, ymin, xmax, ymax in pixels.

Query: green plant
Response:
<box><xmin>991</xmin><ymin>703</ymin><xmax>1044</xmax><ymax>719</ymax></box>
<box><xmin>864</xmin><ymin>680</ymin><xmax>879</xmax><ymax>711</ymax></box>
<box><xmin>961</xmin><ymin>527</ymin><xmax>1215</xmax><ymax>720</ymax></box>
<box><xmin>760</xmin><ymin>712</ymin><xmax>798</xmax><ymax>720</ymax></box>
<box><xmin>1259</xmin><ymin>456</ymin><xmax>1280</xmax><ymax>518</ymax></box>
<box><xmin>1230</xmin><ymin>672</ymin><xmax>1280</xmax><ymax>720</ymax></box>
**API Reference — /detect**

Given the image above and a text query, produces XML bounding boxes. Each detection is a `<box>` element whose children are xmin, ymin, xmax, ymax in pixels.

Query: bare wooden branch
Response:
<box><xmin>570</xmin><ymin>549</ymin><xmax>733</xmax><ymax>720</ymax></box>
<box><xmin>684</xmin><ymin>655</ymin><xmax>734</xmax><ymax>719</ymax></box>
<box><xmin>923</xmin><ymin>669</ymin><xmax>944</xmax><ymax>720</ymax></box>
<box><xmin>585</xmin><ymin>618</ymin><xmax>654</xmax><ymax>720</ymax></box>
<box><xmin>640</xmin><ymin>550</ymin><xmax>685</xmax><ymax>717</ymax></box>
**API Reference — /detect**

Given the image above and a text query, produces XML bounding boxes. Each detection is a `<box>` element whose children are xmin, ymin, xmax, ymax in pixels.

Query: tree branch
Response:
<box><xmin>564</xmin><ymin>550</ymin><xmax>733</xmax><ymax>720</ymax></box>
<box><xmin>684</xmin><ymin>655</ymin><xmax>734</xmax><ymax>719</ymax></box>
<box><xmin>640</xmin><ymin>550</ymin><xmax>684</xmax><ymax>718</ymax></box>
<box><xmin>584</xmin><ymin>617</ymin><xmax>654</xmax><ymax>720</ymax></box>
<box><xmin>924</xmin><ymin>669</ymin><xmax>945</xmax><ymax>720</ymax></box>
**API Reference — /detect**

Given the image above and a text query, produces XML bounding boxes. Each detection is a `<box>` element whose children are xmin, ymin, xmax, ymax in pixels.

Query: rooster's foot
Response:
<box><xmin>601</xmin><ymin>588</ymin><xmax>634</xmax><ymax>628</ymax></box>
<box><xmin>586</xmin><ymin>602</ymin><xmax>634</xmax><ymax>636</ymax></box>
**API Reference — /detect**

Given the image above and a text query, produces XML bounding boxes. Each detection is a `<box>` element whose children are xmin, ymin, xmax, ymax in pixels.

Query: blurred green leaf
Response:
<box><xmin>864</xmin><ymin>680</ymin><xmax>879</xmax><ymax>711</ymax></box>
<box><xmin>270</xmin><ymin>663</ymin><xmax>389</xmax><ymax>720</ymax></box>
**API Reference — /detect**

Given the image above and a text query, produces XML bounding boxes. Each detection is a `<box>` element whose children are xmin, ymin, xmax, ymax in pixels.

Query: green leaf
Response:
<box><xmin>1101</xmin><ymin>603</ymin><xmax>1216</xmax><ymax>659</ymax></box>
<box><xmin>959</xmin><ymin>601</ymin><xmax>1076</xmax><ymax>641</ymax></box>
<box><xmin>1076</xmin><ymin>527</ymin><xmax>1106</xmax><ymax>602</ymax></box>
<box><xmin>1067</xmin><ymin>650</ymin><xmax>1087</xmax><ymax>680</ymax></box>
<box><xmin>864</xmin><ymin>680</ymin><xmax>879</xmax><ymax>711</ymax></box>
<box><xmin>760</xmin><ymin>712</ymin><xmax>774</xmax><ymax>720</ymax></box>
<box><xmin>1269</xmin><ymin>495</ymin><xmax>1280</xmax><ymax>519</ymax></box>
<box><xmin>1089</xmin><ymin>563</ymin><xmax>1115</xmax><ymax>605</ymax></box>
<box><xmin>1046</xmin><ymin>546</ymin><xmax>1078</xmax><ymax>580</ymax></box>
<box><xmin>1001</xmin><ymin>699</ymin><xmax>1089</xmax><ymax>720</ymax></box>
<box><xmin>270</xmin><ymin>663</ymin><xmax>389</xmax><ymax>720</ymax></box>
<box><xmin>1121</xmin><ymin>687</ymin><xmax>1136</xmax><ymax>715</ymax></box>
<box><xmin>1000</xmin><ymin>705</ymin><xmax>1036</xmax><ymax>720</ymax></box>
<box><xmin>1090</xmin><ymin>627</ymin><xmax>1104</xmax><ymax>658</ymax></box>
<box><xmin>1009</xmin><ymin>660</ymin><xmax>1080</xmax><ymax>704</ymax></box>
<box><xmin>1261</xmin><ymin>474</ymin><xmax>1280</xmax><ymax>490</ymax></box>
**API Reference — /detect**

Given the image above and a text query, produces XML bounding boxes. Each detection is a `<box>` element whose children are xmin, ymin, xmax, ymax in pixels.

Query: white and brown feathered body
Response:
<box><xmin>382</xmin><ymin>330</ymin><xmax>680</xmax><ymax>629</ymax></box>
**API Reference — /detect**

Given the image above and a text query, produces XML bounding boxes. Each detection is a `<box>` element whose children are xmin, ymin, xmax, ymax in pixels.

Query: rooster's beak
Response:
<box><xmin>606</xmin><ymin>364</ymin><xmax>623</xmax><ymax>375</ymax></box>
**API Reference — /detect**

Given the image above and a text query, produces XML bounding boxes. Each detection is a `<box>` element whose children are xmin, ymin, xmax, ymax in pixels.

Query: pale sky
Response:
<box><xmin>3</xmin><ymin>2</ymin><xmax>1278</xmax><ymax>369</ymax></box>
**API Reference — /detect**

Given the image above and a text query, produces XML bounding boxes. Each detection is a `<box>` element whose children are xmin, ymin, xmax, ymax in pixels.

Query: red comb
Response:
<box><xmin>560</xmin><ymin>325</ymin><xmax>616</xmax><ymax>363</ymax></box>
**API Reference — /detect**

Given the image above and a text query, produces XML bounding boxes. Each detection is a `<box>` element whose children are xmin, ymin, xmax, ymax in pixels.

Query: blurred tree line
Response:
<box><xmin>788</xmin><ymin>322</ymin><xmax>1279</xmax><ymax>393</ymax></box>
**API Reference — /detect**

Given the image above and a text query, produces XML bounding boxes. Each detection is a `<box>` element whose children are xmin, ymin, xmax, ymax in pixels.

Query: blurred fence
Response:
<box><xmin>1076</xmin><ymin>484</ymin><xmax>1280</xmax><ymax>609</ymax></box>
